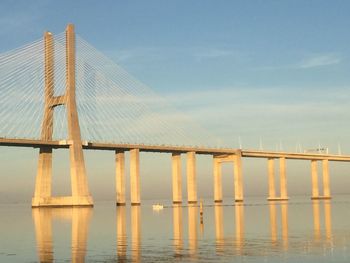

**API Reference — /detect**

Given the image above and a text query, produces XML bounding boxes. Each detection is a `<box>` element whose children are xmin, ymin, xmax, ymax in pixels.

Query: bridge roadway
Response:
<box><xmin>1</xmin><ymin>137</ymin><xmax>350</xmax><ymax>161</ymax></box>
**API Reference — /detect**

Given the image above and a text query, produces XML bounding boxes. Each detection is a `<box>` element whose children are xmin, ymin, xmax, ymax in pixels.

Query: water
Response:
<box><xmin>1</xmin><ymin>196</ymin><xmax>350</xmax><ymax>262</ymax></box>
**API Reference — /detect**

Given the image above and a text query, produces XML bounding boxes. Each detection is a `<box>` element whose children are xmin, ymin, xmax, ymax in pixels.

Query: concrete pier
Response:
<box><xmin>311</xmin><ymin>160</ymin><xmax>320</xmax><ymax>199</ymax></box>
<box><xmin>130</xmin><ymin>149</ymin><xmax>140</xmax><ymax>205</ymax></box>
<box><xmin>33</xmin><ymin>148</ymin><xmax>53</xmax><ymax>206</ymax></box>
<box><xmin>187</xmin><ymin>151</ymin><xmax>197</xmax><ymax>204</ymax></box>
<box><xmin>172</xmin><ymin>153</ymin><xmax>182</xmax><ymax>204</ymax></box>
<box><xmin>115</xmin><ymin>151</ymin><xmax>126</xmax><ymax>206</ymax></box>
<box><xmin>234</xmin><ymin>153</ymin><xmax>243</xmax><ymax>202</ymax></box>
<box><xmin>322</xmin><ymin>160</ymin><xmax>331</xmax><ymax>199</ymax></box>
<box><xmin>267</xmin><ymin>158</ymin><xmax>276</xmax><ymax>200</ymax></box>
<box><xmin>279</xmin><ymin>157</ymin><xmax>288</xmax><ymax>200</ymax></box>
<box><xmin>213</xmin><ymin>157</ymin><xmax>223</xmax><ymax>203</ymax></box>
<box><xmin>310</xmin><ymin>159</ymin><xmax>332</xmax><ymax>200</ymax></box>
<box><xmin>267</xmin><ymin>157</ymin><xmax>288</xmax><ymax>201</ymax></box>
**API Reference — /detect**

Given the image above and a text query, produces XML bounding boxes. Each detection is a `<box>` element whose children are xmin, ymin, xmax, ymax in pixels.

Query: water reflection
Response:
<box><xmin>32</xmin><ymin>207</ymin><xmax>92</xmax><ymax>263</ymax></box>
<box><xmin>131</xmin><ymin>206</ymin><xmax>141</xmax><ymax>262</ymax></box>
<box><xmin>281</xmin><ymin>202</ymin><xmax>289</xmax><ymax>249</ymax></box>
<box><xmin>172</xmin><ymin>204</ymin><xmax>183</xmax><ymax>255</ymax></box>
<box><xmin>214</xmin><ymin>204</ymin><xmax>224</xmax><ymax>253</ymax></box>
<box><xmin>312</xmin><ymin>200</ymin><xmax>321</xmax><ymax>240</ymax></box>
<box><xmin>31</xmin><ymin>199</ymin><xmax>336</xmax><ymax>262</ymax></box>
<box><xmin>235</xmin><ymin>204</ymin><xmax>244</xmax><ymax>253</ymax></box>
<box><xmin>188</xmin><ymin>205</ymin><xmax>198</xmax><ymax>257</ymax></box>
<box><xmin>32</xmin><ymin>209</ymin><xmax>53</xmax><ymax>263</ymax></box>
<box><xmin>269</xmin><ymin>203</ymin><xmax>278</xmax><ymax>244</ymax></box>
<box><xmin>312</xmin><ymin>200</ymin><xmax>332</xmax><ymax>242</ymax></box>
<box><xmin>324</xmin><ymin>201</ymin><xmax>332</xmax><ymax>241</ymax></box>
<box><xmin>269</xmin><ymin>201</ymin><xmax>288</xmax><ymax>250</ymax></box>
<box><xmin>116</xmin><ymin>206</ymin><xmax>127</xmax><ymax>261</ymax></box>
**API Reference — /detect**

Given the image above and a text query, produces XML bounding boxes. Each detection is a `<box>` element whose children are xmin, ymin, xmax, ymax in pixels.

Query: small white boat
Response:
<box><xmin>152</xmin><ymin>203</ymin><xmax>164</xmax><ymax>211</ymax></box>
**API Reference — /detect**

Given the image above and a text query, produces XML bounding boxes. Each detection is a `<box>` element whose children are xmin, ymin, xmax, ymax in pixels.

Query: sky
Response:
<box><xmin>1</xmin><ymin>0</ymin><xmax>350</xmax><ymax>203</ymax></box>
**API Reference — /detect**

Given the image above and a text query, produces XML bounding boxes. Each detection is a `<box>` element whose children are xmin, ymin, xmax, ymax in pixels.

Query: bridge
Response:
<box><xmin>0</xmin><ymin>24</ymin><xmax>348</xmax><ymax>207</ymax></box>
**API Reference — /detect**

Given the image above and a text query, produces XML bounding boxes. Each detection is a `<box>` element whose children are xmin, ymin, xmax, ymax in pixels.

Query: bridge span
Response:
<box><xmin>1</xmin><ymin>137</ymin><xmax>347</xmax><ymax>205</ymax></box>
<box><xmin>0</xmin><ymin>24</ymin><xmax>347</xmax><ymax>207</ymax></box>
<box><xmin>2</xmin><ymin>137</ymin><xmax>350</xmax><ymax>161</ymax></box>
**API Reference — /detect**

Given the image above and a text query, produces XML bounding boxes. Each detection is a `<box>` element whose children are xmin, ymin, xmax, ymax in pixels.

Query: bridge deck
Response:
<box><xmin>1</xmin><ymin>138</ymin><xmax>350</xmax><ymax>161</ymax></box>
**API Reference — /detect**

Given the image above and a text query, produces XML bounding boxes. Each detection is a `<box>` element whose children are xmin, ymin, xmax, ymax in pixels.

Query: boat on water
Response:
<box><xmin>152</xmin><ymin>203</ymin><xmax>164</xmax><ymax>211</ymax></box>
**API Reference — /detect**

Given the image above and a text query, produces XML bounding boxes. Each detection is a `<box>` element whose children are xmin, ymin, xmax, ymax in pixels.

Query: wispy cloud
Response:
<box><xmin>107</xmin><ymin>46</ymin><xmax>243</xmax><ymax>63</ymax></box>
<box><xmin>297</xmin><ymin>54</ymin><xmax>342</xmax><ymax>69</ymax></box>
<box><xmin>255</xmin><ymin>53</ymin><xmax>342</xmax><ymax>71</ymax></box>
<box><xmin>160</xmin><ymin>85</ymin><xmax>350</xmax><ymax>150</ymax></box>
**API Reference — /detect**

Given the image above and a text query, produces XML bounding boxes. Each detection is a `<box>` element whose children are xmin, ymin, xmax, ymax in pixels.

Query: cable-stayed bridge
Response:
<box><xmin>0</xmin><ymin>24</ymin><xmax>349</xmax><ymax>207</ymax></box>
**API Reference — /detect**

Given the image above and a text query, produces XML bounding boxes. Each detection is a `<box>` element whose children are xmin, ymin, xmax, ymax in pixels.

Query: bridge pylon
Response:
<box><xmin>32</xmin><ymin>24</ymin><xmax>93</xmax><ymax>207</ymax></box>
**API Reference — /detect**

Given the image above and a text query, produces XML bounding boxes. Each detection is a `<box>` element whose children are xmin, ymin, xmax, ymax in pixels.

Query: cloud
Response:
<box><xmin>161</xmin><ymin>86</ymin><xmax>350</xmax><ymax>150</ymax></box>
<box><xmin>298</xmin><ymin>54</ymin><xmax>342</xmax><ymax>69</ymax></box>
<box><xmin>255</xmin><ymin>53</ymin><xmax>342</xmax><ymax>71</ymax></box>
<box><xmin>107</xmin><ymin>46</ymin><xmax>243</xmax><ymax>63</ymax></box>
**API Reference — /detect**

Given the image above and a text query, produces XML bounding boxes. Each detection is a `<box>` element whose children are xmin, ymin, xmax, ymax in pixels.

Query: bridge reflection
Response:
<box><xmin>312</xmin><ymin>200</ymin><xmax>332</xmax><ymax>242</ymax></box>
<box><xmin>33</xmin><ymin>200</ymin><xmax>333</xmax><ymax>261</ymax></box>
<box><xmin>114</xmin><ymin>201</ymin><xmax>333</xmax><ymax>260</ymax></box>
<box><xmin>32</xmin><ymin>207</ymin><xmax>92</xmax><ymax>263</ymax></box>
<box><xmin>214</xmin><ymin>204</ymin><xmax>224</xmax><ymax>253</ymax></box>
<box><xmin>269</xmin><ymin>201</ymin><xmax>289</xmax><ymax>249</ymax></box>
<box><xmin>173</xmin><ymin>204</ymin><xmax>183</xmax><ymax>255</ymax></box>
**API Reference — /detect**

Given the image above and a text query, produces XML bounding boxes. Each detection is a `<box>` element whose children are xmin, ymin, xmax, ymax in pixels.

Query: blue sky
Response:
<box><xmin>1</xmin><ymin>0</ymin><xmax>349</xmax><ymax>92</ymax></box>
<box><xmin>1</xmin><ymin>1</ymin><xmax>350</xmax><ymax>202</ymax></box>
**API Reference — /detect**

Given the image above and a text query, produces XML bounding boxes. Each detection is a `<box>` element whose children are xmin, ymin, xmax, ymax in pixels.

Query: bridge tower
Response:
<box><xmin>32</xmin><ymin>24</ymin><xmax>93</xmax><ymax>207</ymax></box>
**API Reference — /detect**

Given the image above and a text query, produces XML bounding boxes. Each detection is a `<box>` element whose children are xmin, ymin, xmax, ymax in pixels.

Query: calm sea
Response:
<box><xmin>1</xmin><ymin>195</ymin><xmax>350</xmax><ymax>262</ymax></box>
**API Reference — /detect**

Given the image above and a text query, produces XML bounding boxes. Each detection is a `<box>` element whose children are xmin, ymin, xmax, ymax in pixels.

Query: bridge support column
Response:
<box><xmin>279</xmin><ymin>157</ymin><xmax>289</xmax><ymax>200</ymax></box>
<box><xmin>213</xmin><ymin>157</ymin><xmax>222</xmax><ymax>203</ymax></box>
<box><xmin>32</xmin><ymin>31</ymin><xmax>54</xmax><ymax>207</ymax></box>
<box><xmin>234</xmin><ymin>152</ymin><xmax>243</xmax><ymax>202</ymax></box>
<box><xmin>267</xmin><ymin>158</ymin><xmax>276</xmax><ymax>200</ymax></box>
<box><xmin>32</xmin><ymin>25</ymin><xmax>93</xmax><ymax>207</ymax></box>
<box><xmin>130</xmin><ymin>149</ymin><xmax>140</xmax><ymax>205</ymax></box>
<box><xmin>310</xmin><ymin>160</ymin><xmax>320</xmax><ymax>199</ymax></box>
<box><xmin>33</xmin><ymin>148</ymin><xmax>53</xmax><ymax>206</ymax></box>
<box><xmin>172</xmin><ymin>153</ymin><xmax>182</xmax><ymax>204</ymax></box>
<box><xmin>187</xmin><ymin>151</ymin><xmax>197</xmax><ymax>204</ymax></box>
<box><xmin>322</xmin><ymin>160</ymin><xmax>331</xmax><ymax>199</ymax></box>
<box><xmin>115</xmin><ymin>151</ymin><xmax>125</xmax><ymax>206</ymax></box>
<box><xmin>66</xmin><ymin>24</ymin><xmax>93</xmax><ymax>207</ymax></box>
